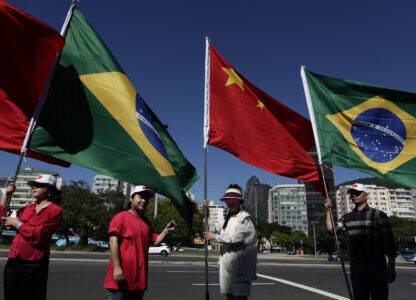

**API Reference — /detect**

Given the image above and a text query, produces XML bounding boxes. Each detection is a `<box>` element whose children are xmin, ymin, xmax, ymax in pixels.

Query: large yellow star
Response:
<box><xmin>222</xmin><ymin>67</ymin><xmax>244</xmax><ymax>91</ymax></box>
<box><xmin>257</xmin><ymin>100</ymin><xmax>265</xmax><ymax>110</ymax></box>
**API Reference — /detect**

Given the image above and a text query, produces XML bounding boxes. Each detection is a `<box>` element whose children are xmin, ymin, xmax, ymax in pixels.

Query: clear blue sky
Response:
<box><xmin>3</xmin><ymin>0</ymin><xmax>416</xmax><ymax>203</ymax></box>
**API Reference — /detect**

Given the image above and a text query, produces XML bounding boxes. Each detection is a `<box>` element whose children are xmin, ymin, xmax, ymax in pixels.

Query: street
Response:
<box><xmin>0</xmin><ymin>251</ymin><xmax>415</xmax><ymax>299</ymax></box>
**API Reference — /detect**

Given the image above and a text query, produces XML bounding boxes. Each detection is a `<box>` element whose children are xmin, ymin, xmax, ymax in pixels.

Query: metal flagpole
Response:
<box><xmin>203</xmin><ymin>36</ymin><xmax>211</xmax><ymax>300</ymax></box>
<box><xmin>301</xmin><ymin>66</ymin><xmax>354</xmax><ymax>300</ymax></box>
<box><xmin>0</xmin><ymin>1</ymin><xmax>76</xmax><ymax>237</ymax></box>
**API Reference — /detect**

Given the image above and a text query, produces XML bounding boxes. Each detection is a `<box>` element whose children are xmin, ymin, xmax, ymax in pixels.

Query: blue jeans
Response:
<box><xmin>106</xmin><ymin>289</ymin><xmax>145</xmax><ymax>300</ymax></box>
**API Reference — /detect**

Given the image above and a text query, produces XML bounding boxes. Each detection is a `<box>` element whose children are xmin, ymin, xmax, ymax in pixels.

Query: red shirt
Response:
<box><xmin>103</xmin><ymin>211</ymin><xmax>158</xmax><ymax>291</ymax></box>
<box><xmin>0</xmin><ymin>203</ymin><xmax>63</xmax><ymax>260</ymax></box>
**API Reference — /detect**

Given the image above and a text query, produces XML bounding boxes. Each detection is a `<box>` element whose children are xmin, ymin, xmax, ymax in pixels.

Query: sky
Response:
<box><xmin>2</xmin><ymin>0</ymin><xmax>416</xmax><ymax>204</ymax></box>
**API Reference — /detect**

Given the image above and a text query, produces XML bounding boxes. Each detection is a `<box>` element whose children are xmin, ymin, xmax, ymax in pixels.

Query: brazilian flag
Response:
<box><xmin>29</xmin><ymin>7</ymin><xmax>199</xmax><ymax>227</ymax></box>
<box><xmin>302</xmin><ymin>69</ymin><xmax>416</xmax><ymax>188</ymax></box>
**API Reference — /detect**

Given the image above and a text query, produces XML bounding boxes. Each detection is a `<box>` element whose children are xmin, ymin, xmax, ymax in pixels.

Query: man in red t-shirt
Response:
<box><xmin>103</xmin><ymin>185</ymin><xmax>177</xmax><ymax>299</ymax></box>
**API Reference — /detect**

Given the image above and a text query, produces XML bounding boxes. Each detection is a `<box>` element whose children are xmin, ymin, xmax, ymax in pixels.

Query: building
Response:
<box><xmin>301</xmin><ymin>147</ymin><xmax>335</xmax><ymax>228</ymax></box>
<box><xmin>206</xmin><ymin>200</ymin><xmax>226</xmax><ymax>231</ymax></box>
<box><xmin>268</xmin><ymin>184</ymin><xmax>308</xmax><ymax>234</ymax></box>
<box><xmin>335</xmin><ymin>184</ymin><xmax>416</xmax><ymax>220</ymax></box>
<box><xmin>9</xmin><ymin>168</ymin><xmax>64</xmax><ymax>211</ymax></box>
<box><xmin>92</xmin><ymin>175</ymin><xmax>131</xmax><ymax>197</ymax></box>
<box><xmin>0</xmin><ymin>176</ymin><xmax>13</xmax><ymax>188</ymax></box>
<box><xmin>244</xmin><ymin>176</ymin><xmax>271</xmax><ymax>222</ymax></box>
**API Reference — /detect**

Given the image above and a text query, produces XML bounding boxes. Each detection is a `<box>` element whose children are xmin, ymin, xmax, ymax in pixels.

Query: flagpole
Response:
<box><xmin>203</xmin><ymin>36</ymin><xmax>211</xmax><ymax>300</ymax></box>
<box><xmin>301</xmin><ymin>66</ymin><xmax>354</xmax><ymax>300</ymax></box>
<box><xmin>0</xmin><ymin>1</ymin><xmax>76</xmax><ymax>237</ymax></box>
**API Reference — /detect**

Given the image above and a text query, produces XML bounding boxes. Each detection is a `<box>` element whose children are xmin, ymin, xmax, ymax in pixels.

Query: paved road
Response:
<box><xmin>0</xmin><ymin>251</ymin><xmax>415</xmax><ymax>299</ymax></box>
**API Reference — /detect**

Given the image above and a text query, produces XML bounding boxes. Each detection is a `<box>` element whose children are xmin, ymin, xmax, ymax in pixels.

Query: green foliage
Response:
<box><xmin>145</xmin><ymin>198</ymin><xmax>204</xmax><ymax>246</ymax></box>
<box><xmin>59</xmin><ymin>181</ymin><xmax>126</xmax><ymax>245</ymax></box>
<box><xmin>389</xmin><ymin>216</ymin><xmax>416</xmax><ymax>242</ymax></box>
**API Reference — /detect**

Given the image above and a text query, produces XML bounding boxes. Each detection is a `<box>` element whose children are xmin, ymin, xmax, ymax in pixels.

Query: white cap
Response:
<box><xmin>130</xmin><ymin>185</ymin><xmax>155</xmax><ymax>197</ymax></box>
<box><xmin>347</xmin><ymin>183</ymin><xmax>368</xmax><ymax>194</ymax></box>
<box><xmin>27</xmin><ymin>174</ymin><xmax>56</xmax><ymax>187</ymax></box>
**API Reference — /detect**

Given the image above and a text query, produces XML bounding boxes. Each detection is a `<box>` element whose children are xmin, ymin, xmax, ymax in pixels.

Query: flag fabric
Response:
<box><xmin>301</xmin><ymin>68</ymin><xmax>416</xmax><ymax>189</ymax></box>
<box><xmin>28</xmin><ymin>7</ymin><xmax>198</xmax><ymax>227</ymax></box>
<box><xmin>0</xmin><ymin>0</ymin><xmax>68</xmax><ymax>166</ymax></box>
<box><xmin>204</xmin><ymin>42</ymin><xmax>322</xmax><ymax>192</ymax></box>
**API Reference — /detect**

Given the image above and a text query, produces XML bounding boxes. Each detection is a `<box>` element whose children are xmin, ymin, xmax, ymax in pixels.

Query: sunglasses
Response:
<box><xmin>348</xmin><ymin>190</ymin><xmax>363</xmax><ymax>197</ymax></box>
<box><xmin>31</xmin><ymin>183</ymin><xmax>48</xmax><ymax>189</ymax></box>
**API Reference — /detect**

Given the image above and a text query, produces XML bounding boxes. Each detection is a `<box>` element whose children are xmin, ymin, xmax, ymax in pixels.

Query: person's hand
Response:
<box><xmin>1</xmin><ymin>217</ymin><xmax>20</xmax><ymax>228</ymax></box>
<box><xmin>165</xmin><ymin>220</ymin><xmax>177</xmax><ymax>233</ymax></box>
<box><xmin>202</xmin><ymin>200</ymin><xmax>209</xmax><ymax>208</ymax></box>
<box><xmin>386</xmin><ymin>262</ymin><xmax>396</xmax><ymax>283</ymax></box>
<box><xmin>203</xmin><ymin>232</ymin><xmax>215</xmax><ymax>241</ymax></box>
<box><xmin>324</xmin><ymin>199</ymin><xmax>332</xmax><ymax>210</ymax></box>
<box><xmin>5</xmin><ymin>183</ymin><xmax>16</xmax><ymax>196</ymax></box>
<box><xmin>113</xmin><ymin>266</ymin><xmax>125</xmax><ymax>282</ymax></box>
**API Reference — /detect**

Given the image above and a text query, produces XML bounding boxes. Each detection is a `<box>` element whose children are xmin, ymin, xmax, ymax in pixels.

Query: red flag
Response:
<box><xmin>0</xmin><ymin>1</ymin><xmax>69</xmax><ymax>166</ymax></box>
<box><xmin>206</xmin><ymin>43</ymin><xmax>323</xmax><ymax>192</ymax></box>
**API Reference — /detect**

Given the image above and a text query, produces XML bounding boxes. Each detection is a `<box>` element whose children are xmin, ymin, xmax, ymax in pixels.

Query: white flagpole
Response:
<box><xmin>20</xmin><ymin>1</ymin><xmax>76</xmax><ymax>155</ymax></box>
<box><xmin>1</xmin><ymin>1</ymin><xmax>76</xmax><ymax>236</ymax></box>
<box><xmin>300</xmin><ymin>66</ymin><xmax>354</xmax><ymax>300</ymax></box>
<box><xmin>203</xmin><ymin>36</ymin><xmax>210</xmax><ymax>300</ymax></box>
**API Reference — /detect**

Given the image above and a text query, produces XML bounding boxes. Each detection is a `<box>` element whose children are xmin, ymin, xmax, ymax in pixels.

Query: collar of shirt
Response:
<box><xmin>352</xmin><ymin>204</ymin><xmax>370</xmax><ymax>212</ymax></box>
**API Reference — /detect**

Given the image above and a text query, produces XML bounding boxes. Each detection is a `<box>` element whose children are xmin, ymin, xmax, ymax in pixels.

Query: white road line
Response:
<box><xmin>410</xmin><ymin>283</ymin><xmax>416</xmax><ymax>285</ymax></box>
<box><xmin>257</xmin><ymin>273</ymin><xmax>349</xmax><ymax>300</ymax></box>
<box><xmin>192</xmin><ymin>283</ymin><xmax>275</xmax><ymax>286</ymax></box>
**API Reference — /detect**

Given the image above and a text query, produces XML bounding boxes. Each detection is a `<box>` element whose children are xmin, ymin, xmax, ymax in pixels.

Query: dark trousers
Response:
<box><xmin>350</xmin><ymin>259</ymin><xmax>388</xmax><ymax>300</ymax></box>
<box><xmin>4</xmin><ymin>255</ymin><xmax>49</xmax><ymax>300</ymax></box>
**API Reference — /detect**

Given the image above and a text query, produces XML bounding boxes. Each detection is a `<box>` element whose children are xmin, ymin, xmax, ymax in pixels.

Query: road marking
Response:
<box><xmin>257</xmin><ymin>273</ymin><xmax>349</xmax><ymax>300</ymax></box>
<box><xmin>192</xmin><ymin>283</ymin><xmax>275</xmax><ymax>286</ymax></box>
<box><xmin>410</xmin><ymin>283</ymin><xmax>416</xmax><ymax>285</ymax></box>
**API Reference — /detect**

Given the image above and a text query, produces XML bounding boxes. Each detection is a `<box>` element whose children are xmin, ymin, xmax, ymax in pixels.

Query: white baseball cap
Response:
<box><xmin>347</xmin><ymin>183</ymin><xmax>368</xmax><ymax>194</ymax></box>
<box><xmin>27</xmin><ymin>174</ymin><xmax>56</xmax><ymax>187</ymax></box>
<box><xmin>130</xmin><ymin>185</ymin><xmax>155</xmax><ymax>197</ymax></box>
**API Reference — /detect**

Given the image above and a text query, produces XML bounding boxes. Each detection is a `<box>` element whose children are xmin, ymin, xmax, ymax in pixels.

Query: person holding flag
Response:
<box><xmin>1</xmin><ymin>174</ymin><xmax>63</xmax><ymax>300</ymax></box>
<box><xmin>103</xmin><ymin>185</ymin><xmax>177</xmax><ymax>300</ymax></box>
<box><xmin>203</xmin><ymin>184</ymin><xmax>257</xmax><ymax>300</ymax></box>
<box><xmin>325</xmin><ymin>183</ymin><xmax>397</xmax><ymax>300</ymax></box>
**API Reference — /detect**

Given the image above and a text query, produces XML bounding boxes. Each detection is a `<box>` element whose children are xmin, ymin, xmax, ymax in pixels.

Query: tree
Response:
<box><xmin>59</xmin><ymin>181</ymin><xmax>124</xmax><ymax>245</ymax></box>
<box><xmin>145</xmin><ymin>198</ymin><xmax>204</xmax><ymax>246</ymax></box>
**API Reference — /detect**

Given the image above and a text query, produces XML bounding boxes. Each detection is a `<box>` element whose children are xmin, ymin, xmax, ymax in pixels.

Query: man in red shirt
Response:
<box><xmin>103</xmin><ymin>185</ymin><xmax>177</xmax><ymax>299</ymax></box>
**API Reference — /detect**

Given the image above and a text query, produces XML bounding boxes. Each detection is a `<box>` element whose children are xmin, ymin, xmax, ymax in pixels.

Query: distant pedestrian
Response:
<box><xmin>203</xmin><ymin>184</ymin><xmax>257</xmax><ymax>300</ymax></box>
<box><xmin>1</xmin><ymin>174</ymin><xmax>63</xmax><ymax>300</ymax></box>
<box><xmin>325</xmin><ymin>183</ymin><xmax>397</xmax><ymax>300</ymax></box>
<box><xmin>103</xmin><ymin>185</ymin><xmax>177</xmax><ymax>300</ymax></box>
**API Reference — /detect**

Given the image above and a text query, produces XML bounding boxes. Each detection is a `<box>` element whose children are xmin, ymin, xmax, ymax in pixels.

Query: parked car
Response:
<box><xmin>328</xmin><ymin>251</ymin><xmax>350</xmax><ymax>261</ymax></box>
<box><xmin>149</xmin><ymin>243</ymin><xmax>171</xmax><ymax>256</ymax></box>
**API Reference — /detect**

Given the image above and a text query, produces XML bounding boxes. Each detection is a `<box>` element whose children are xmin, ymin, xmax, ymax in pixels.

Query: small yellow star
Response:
<box><xmin>221</xmin><ymin>67</ymin><xmax>244</xmax><ymax>91</ymax></box>
<box><xmin>257</xmin><ymin>100</ymin><xmax>265</xmax><ymax>110</ymax></box>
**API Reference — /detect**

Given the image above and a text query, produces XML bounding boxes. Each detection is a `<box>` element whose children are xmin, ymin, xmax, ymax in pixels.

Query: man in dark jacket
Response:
<box><xmin>325</xmin><ymin>183</ymin><xmax>396</xmax><ymax>300</ymax></box>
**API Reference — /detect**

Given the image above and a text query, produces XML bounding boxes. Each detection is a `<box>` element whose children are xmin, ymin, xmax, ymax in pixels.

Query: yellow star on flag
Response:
<box><xmin>257</xmin><ymin>100</ymin><xmax>265</xmax><ymax>110</ymax></box>
<box><xmin>222</xmin><ymin>67</ymin><xmax>244</xmax><ymax>91</ymax></box>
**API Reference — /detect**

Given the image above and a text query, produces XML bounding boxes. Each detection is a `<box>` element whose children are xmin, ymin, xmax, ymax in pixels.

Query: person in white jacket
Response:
<box><xmin>203</xmin><ymin>184</ymin><xmax>257</xmax><ymax>300</ymax></box>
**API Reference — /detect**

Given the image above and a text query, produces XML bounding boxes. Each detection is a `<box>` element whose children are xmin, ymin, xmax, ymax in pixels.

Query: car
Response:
<box><xmin>328</xmin><ymin>251</ymin><xmax>350</xmax><ymax>261</ymax></box>
<box><xmin>149</xmin><ymin>243</ymin><xmax>171</xmax><ymax>256</ymax></box>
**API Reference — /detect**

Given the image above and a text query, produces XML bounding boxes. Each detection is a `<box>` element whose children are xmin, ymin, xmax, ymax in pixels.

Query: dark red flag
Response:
<box><xmin>206</xmin><ymin>44</ymin><xmax>323</xmax><ymax>192</ymax></box>
<box><xmin>0</xmin><ymin>1</ymin><xmax>69</xmax><ymax>166</ymax></box>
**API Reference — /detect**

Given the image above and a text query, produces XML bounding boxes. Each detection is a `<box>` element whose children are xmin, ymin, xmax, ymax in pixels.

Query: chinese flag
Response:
<box><xmin>206</xmin><ymin>43</ymin><xmax>322</xmax><ymax>192</ymax></box>
<box><xmin>0</xmin><ymin>1</ymin><xmax>69</xmax><ymax>166</ymax></box>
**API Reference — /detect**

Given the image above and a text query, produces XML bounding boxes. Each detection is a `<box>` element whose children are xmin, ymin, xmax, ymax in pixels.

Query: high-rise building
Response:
<box><xmin>0</xmin><ymin>176</ymin><xmax>13</xmax><ymax>188</ymax></box>
<box><xmin>301</xmin><ymin>147</ymin><xmax>335</xmax><ymax>227</ymax></box>
<box><xmin>335</xmin><ymin>184</ymin><xmax>415</xmax><ymax>220</ymax></box>
<box><xmin>92</xmin><ymin>175</ymin><xmax>131</xmax><ymax>197</ymax></box>
<box><xmin>206</xmin><ymin>200</ymin><xmax>226</xmax><ymax>231</ymax></box>
<box><xmin>268</xmin><ymin>184</ymin><xmax>308</xmax><ymax>234</ymax></box>
<box><xmin>9</xmin><ymin>168</ymin><xmax>64</xmax><ymax>211</ymax></box>
<box><xmin>243</xmin><ymin>176</ymin><xmax>271</xmax><ymax>222</ymax></box>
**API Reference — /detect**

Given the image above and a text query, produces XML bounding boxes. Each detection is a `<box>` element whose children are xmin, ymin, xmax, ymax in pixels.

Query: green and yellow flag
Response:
<box><xmin>301</xmin><ymin>68</ymin><xmax>416</xmax><ymax>188</ymax></box>
<box><xmin>29</xmin><ymin>7</ymin><xmax>199</xmax><ymax>227</ymax></box>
